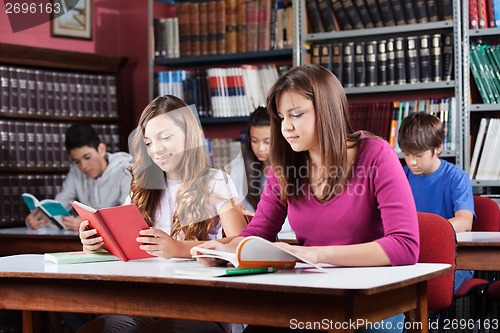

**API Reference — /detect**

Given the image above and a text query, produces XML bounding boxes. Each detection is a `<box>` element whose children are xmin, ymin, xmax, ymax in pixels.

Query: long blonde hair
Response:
<box><xmin>128</xmin><ymin>95</ymin><xmax>219</xmax><ymax>240</ymax></box>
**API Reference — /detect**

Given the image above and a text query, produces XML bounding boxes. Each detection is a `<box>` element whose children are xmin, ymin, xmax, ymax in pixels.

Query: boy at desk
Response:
<box><xmin>26</xmin><ymin>123</ymin><xmax>132</xmax><ymax>231</ymax></box>
<box><xmin>398</xmin><ymin>112</ymin><xmax>475</xmax><ymax>292</ymax></box>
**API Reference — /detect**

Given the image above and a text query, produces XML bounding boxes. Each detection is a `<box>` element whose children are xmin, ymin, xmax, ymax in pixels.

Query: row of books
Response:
<box><xmin>470</xmin><ymin>118</ymin><xmax>500</xmax><ymax>180</ymax></box>
<box><xmin>0</xmin><ymin>66</ymin><xmax>118</xmax><ymax>118</ymax></box>
<box><xmin>153</xmin><ymin>0</ymin><xmax>292</xmax><ymax>59</ymax></box>
<box><xmin>0</xmin><ymin>174</ymin><xmax>65</xmax><ymax>226</ymax></box>
<box><xmin>306</xmin><ymin>0</ymin><xmax>452</xmax><ymax>33</ymax></box>
<box><xmin>387</xmin><ymin>97</ymin><xmax>456</xmax><ymax>152</ymax></box>
<box><xmin>470</xmin><ymin>43</ymin><xmax>500</xmax><ymax>104</ymax></box>
<box><xmin>0</xmin><ymin>120</ymin><xmax>121</xmax><ymax>169</ymax></box>
<box><xmin>311</xmin><ymin>34</ymin><xmax>453</xmax><ymax>88</ymax></box>
<box><xmin>469</xmin><ymin>0</ymin><xmax>500</xmax><ymax>28</ymax></box>
<box><xmin>154</xmin><ymin>64</ymin><xmax>290</xmax><ymax>118</ymax></box>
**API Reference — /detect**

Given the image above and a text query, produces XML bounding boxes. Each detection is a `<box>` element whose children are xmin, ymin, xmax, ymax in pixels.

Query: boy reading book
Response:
<box><xmin>22</xmin><ymin>193</ymin><xmax>71</xmax><ymax>229</ymax></box>
<box><xmin>25</xmin><ymin>123</ymin><xmax>132</xmax><ymax>231</ymax></box>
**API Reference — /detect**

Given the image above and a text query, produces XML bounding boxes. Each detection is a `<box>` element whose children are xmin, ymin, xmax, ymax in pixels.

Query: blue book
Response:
<box><xmin>22</xmin><ymin>193</ymin><xmax>71</xmax><ymax>229</ymax></box>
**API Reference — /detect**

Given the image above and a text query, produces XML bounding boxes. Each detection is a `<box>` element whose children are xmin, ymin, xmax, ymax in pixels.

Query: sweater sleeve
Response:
<box><xmin>239</xmin><ymin>170</ymin><xmax>288</xmax><ymax>241</ymax></box>
<box><xmin>371</xmin><ymin>143</ymin><xmax>420</xmax><ymax>266</ymax></box>
<box><xmin>55</xmin><ymin>166</ymin><xmax>80</xmax><ymax>211</ymax></box>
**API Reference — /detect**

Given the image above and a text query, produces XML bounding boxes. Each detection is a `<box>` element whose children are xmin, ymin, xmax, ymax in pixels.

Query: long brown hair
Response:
<box><xmin>128</xmin><ymin>95</ymin><xmax>218</xmax><ymax>240</ymax></box>
<box><xmin>266</xmin><ymin>64</ymin><xmax>362</xmax><ymax>203</ymax></box>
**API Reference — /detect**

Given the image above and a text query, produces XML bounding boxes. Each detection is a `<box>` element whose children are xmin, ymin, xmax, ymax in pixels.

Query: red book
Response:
<box><xmin>71</xmin><ymin>201</ymin><xmax>153</xmax><ymax>262</ymax></box>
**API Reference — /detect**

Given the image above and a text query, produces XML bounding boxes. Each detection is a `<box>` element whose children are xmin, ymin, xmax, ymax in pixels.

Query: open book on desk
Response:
<box><xmin>22</xmin><ymin>193</ymin><xmax>71</xmax><ymax>229</ymax></box>
<box><xmin>192</xmin><ymin>236</ymin><xmax>327</xmax><ymax>272</ymax></box>
<box><xmin>44</xmin><ymin>250</ymin><xmax>119</xmax><ymax>265</ymax></box>
<box><xmin>71</xmin><ymin>201</ymin><xmax>153</xmax><ymax>262</ymax></box>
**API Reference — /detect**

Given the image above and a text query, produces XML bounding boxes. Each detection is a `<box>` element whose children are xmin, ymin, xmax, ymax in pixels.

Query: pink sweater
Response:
<box><xmin>240</xmin><ymin>137</ymin><xmax>420</xmax><ymax>266</ymax></box>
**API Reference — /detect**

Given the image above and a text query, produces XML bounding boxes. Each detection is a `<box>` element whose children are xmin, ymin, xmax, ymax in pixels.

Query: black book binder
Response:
<box><xmin>387</xmin><ymin>39</ymin><xmax>396</xmax><ymax>85</ymax></box>
<box><xmin>430</xmin><ymin>34</ymin><xmax>442</xmax><ymax>82</ymax></box>
<box><xmin>355</xmin><ymin>41</ymin><xmax>366</xmax><ymax>87</ymax></box>
<box><xmin>419</xmin><ymin>35</ymin><xmax>432</xmax><ymax>83</ymax></box>
<box><xmin>366</xmin><ymin>41</ymin><xmax>378</xmax><ymax>86</ymax></box>
<box><xmin>394</xmin><ymin>37</ymin><xmax>406</xmax><ymax>84</ymax></box>
<box><xmin>377</xmin><ymin>40</ymin><xmax>388</xmax><ymax>85</ymax></box>
<box><xmin>332</xmin><ymin>42</ymin><xmax>343</xmax><ymax>83</ymax></box>
<box><xmin>342</xmin><ymin>42</ymin><xmax>355</xmax><ymax>87</ymax></box>
<box><xmin>406</xmin><ymin>36</ymin><xmax>420</xmax><ymax>84</ymax></box>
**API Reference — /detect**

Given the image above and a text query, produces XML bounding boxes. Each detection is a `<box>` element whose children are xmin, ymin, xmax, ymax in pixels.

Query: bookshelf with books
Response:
<box><xmin>0</xmin><ymin>43</ymin><xmax>126</xmax><ymax>227</ymax></box>
<box><xmin>463</xmin><ymin>0</ymin><xmax>500</xmax><ymax>193</ymax></box>
<box><xmin>296</xmin><ymin>0</ymin><xmax>463</xmax><ymax>161</ymax></box>
<box><xmin>150</xmin><ymin>0</ymin><xmax>294</xmax><ymax>139</ymax></box>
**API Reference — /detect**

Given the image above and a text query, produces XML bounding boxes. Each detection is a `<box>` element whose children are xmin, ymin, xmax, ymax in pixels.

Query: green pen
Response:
<box><xmin>224</xmin><ymin>267</ymin><xmax>278</xmax><ymax>276</ymax></box>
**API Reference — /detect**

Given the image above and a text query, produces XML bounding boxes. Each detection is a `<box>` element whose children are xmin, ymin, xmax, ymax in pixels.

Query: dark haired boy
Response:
<box><xmin>398</xmin><ymin>112</ymin><xmax>474</xmax><ymax>293</ymax></box>
<box><xmin>26</xmin><ymin>123</ymin><xmax>132</xmax><ymax>231</ymax></box>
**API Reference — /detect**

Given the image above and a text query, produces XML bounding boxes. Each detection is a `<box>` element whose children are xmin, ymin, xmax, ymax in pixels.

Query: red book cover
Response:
<box><xmin>478</xmin><ymin>0</ymin><xmax>489</xmax><ymax>28</ymax></box>
<box><xmin>71</xmin><ymin>201</ymin><xmax>153</xmax><ymax>262</ymax></box>
<box><xmin>470</xmin><ymin>0</ymin><xmax>479</xmax><ymax>28</ymax></box>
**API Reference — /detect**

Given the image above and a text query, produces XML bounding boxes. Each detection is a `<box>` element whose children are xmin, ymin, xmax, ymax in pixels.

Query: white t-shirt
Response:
<box><xmin>126</xmin><ymin>169</ymin><xmax>239</xmax><ymax>240</ymax></box>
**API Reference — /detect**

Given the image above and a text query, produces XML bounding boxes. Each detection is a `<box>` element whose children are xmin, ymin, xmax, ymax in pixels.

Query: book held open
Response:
<box><xmin>71</xmin><ymin>201</ymin><xmax>153</xmax><ymax>262</ymax></box>
<box><xmin>22</xmin><ymin>193</ymin><xmax>71</xmax><ymax>229</ymax></box>
<box><xmin>192</xmin><ymin>236</ymin><xmax>326</xmax><ymax>272</ymax></box>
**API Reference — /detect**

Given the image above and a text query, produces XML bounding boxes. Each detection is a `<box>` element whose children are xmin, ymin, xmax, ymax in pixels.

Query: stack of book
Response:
<box><xmin>468</xmin><ymin>0</ymin><xmax>500</xmax><ymax>29</ymax></box>
<box><xmin>469</xmin><ymin>118</ymin><xmax>500</xmax><ymax>180</ymax></box>
<box><xmin>469</xmin><ymin>43</ymin><xmax>500</xmax><ymax>104</ymax></box>
<box><xmin>311</xmin><ymin>34</ymin><xmax>453</xmax><ymax>87</ymax></box>
<box><xmin>305</xmin><ymin>0</ymin><xmax>452</xmax><ymax>33</ymax></box>
<box><xmin>154</xmin><ymin>64</ymin><xmax>290</xmax><ymax>118</ymax></box>
<box><xmin>153</xmin><ymin>0</ymin><xmax>293</xmax><ymax>59</ymax></box>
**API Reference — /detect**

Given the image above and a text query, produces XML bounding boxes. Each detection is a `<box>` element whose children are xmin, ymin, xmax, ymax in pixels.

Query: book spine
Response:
<box><xmin>207</xmin><ymin>0</ymin><xmax>218</xmax><ymax>55</ymax></box>
<box><xmin>343</xmin><ymin>0</ymin><xmax>365</xmax><ymax>29</ymax></box>
<box><xmin>306</xmin><ymin>0</ymin><xmax>325</xmax><ymax>32</ymax></box>
<box><xmin>414</xmin><ymin>0</ymin><xmax>429</xmax><ymax>23</ymax></box>
<box><xmin>402</xmin><ymin>0</ymin><xmax>417</xmax><ymax>24</ymax></box>
<box><xmin>478</xmin><ymin>0</ymin><xmax>489</xmax><ymax>28</ymax></box>
<box><xmin>331</xmin><ymin>42</ymin><xmax>343</xmax><ymax>83</ymax></box>
<box><xmin>354</xmin><ymin>0</ymin><xmax>374</xmax><ymax>28</ymax></box>
<box><xmin>406</xmin><ymin>36</ymin><xmax>420</xmax><ymax>84</ymax></box>
<box><xmin>426</xmin><ymin>0</ymin><xmax>439</xmax><ymax>21</ymax></box>
<box><xmin>419</xmin><ymin>35</ymin><xmax>432</xmax><ymax>83</ymax></box>
<box><xmin>190</xmin><ymin>1</ymin><xmax>201</xmax><ymax>56</ymax></box>
<box><xmin>365</xmin><ymin>0</ymin><xmax>384</xmax><ymax>27</ymax></box>
<box><xmin>246</xmin><ymin>0</ymin><xmax>259</xmax><ymax>52</ymax></box>
<box><xmin>354</xmin><ymin>41</ymin><xmax>366</xmax><ymax>87</ymax></box>
<box><xmin>330</xmin><ymin>0</ymin><xmax>353</xmax><ymax>29</ymax></box>
<box><xmin>377</xmin><ymin>40</ymin><xmax>388</xmax><ymax>85</ymax></box>
<box><xmin>235</xmin><ymin>0</ymin><xmax>247</xmax><ymax>52</ymax></box>
<box><xmin>377</xmin><ymin>0</ymin><xmax>396</xmax><ymax>26</ymax></box>
<box><xmin>225</xmin><ymin>0</ymin><xmax>237</xmax><ymax>54</ymax></box>
<box><xmin>386</xmin><ymin>38</ymin><xmax>396</xmax><ymax>85</ymax></box>
<box><xmin>439</xmin><ymin>0</ymin><xmax>453</xmax><ymax>20</ymax></box>
<box><xmin>317</xmin><ymin>0</ymin><xmax>338</xmax><ymax>31</ymax></box>
<box><xmin>430</xmin><ymin>34</ymin><xmax>443</xmax><ymax>82</ymax></box>
<box><xmin>442</xmin><ymin>34</ymin><xmax>454</xmax><ymax>81</ymax></box>
<box><xmin>311</xmin><ymin>43</ymin><xmax>321</xmax><ymax>65</ymax></box>
<box><xmin>388</xmin><ymin>0</ymin><xmax>406</xmax><ymax>25</ymax></box>
<box><xmin>394</xmin><ymin>37</ymin><xmax>406</xmax><ymax>84</ymax></box>
<box><xmin>365</xmin><ymin>41</ymin><xmax>378</xmax><ymax>86</ymax></box>
<box><xmin>342</xmin><ymin>42</ymin><xmax>355</xmax><ymax>87</ymax></box>
<box><xmin>320</xmin><ymin>43</ymin><xmax>333</xmax><ymax>71</ymax></box>
<box><xmin>216</xmin><ymin>0</ymin><xmax>227</xmax><ymax>54</ymax></box>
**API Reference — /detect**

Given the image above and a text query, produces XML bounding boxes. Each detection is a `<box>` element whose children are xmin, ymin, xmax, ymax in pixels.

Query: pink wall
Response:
<box><xmin>0</xmin><ymin>0</ymin><xmax>150</xmax><ymax>139</ymax></box>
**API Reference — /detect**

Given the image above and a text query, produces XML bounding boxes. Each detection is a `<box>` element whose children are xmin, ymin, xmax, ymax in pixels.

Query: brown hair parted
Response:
<box><xmin>397</xmin><ymin>112</ymin><xmax>444</xmax><ymax>155</ymax></box>
<box><xmin>266</xmin><ymin>64</ymin><xmax>362</xmax><ymax>203</ymax></box>
<box><xmin>128</xmin><ymin>95</ymin><xmax>218</xmax><ymax>241</ymax></box>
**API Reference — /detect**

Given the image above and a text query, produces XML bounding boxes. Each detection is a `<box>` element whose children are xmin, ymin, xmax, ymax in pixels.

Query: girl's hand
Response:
<box><xmin>137</xmin><ymin>227</ymin><xmax>180</xmax><ymax>259</ymax></box>
<box><xmin>79</xmin><ymin>220</ymin><xmax>104</xmax><ymax>252</ymax></box>
<box><xmin>273</xmin><ymin>242</ymin><xmax>320</xmax><ymax>264</ymax></box>
<box><xmin>190</xmin><ymin>240</ymin><xmax>229</xmax><ymax>267</ymax></box>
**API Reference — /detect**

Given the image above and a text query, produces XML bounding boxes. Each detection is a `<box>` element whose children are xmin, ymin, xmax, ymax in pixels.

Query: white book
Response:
<box><xmin>469</xmin><ymin>118</ymin><xmax>488</xmax><ymax>180</ymax></box>
<box><xmin>476</xmin><ymin>118</ymin><xmax>496</xmax><ymax>180</ymax></box>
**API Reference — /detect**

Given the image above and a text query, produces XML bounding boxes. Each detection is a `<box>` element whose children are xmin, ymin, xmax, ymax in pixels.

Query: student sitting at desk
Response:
<box><xmin>79</xmin><ymin>95</ymin><xmax>247</xmax><ymax>333</ymax></box>
<box><xmin>26</xmin><ymin>123</ymin><xmax>132</xmax><ymax>231</ymax></box>
<box><xmin>194</xmin><ymin>64</ymin><xmax>420</xmax><ymax>333</ymax></box>
<box><xmin>398</xmin><ymin>112</ymin><xmax>475</xmax><ymax>293</ymax></box>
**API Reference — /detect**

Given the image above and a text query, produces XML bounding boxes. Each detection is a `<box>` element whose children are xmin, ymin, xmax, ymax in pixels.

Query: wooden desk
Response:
<box><xmin>0</xmin><ymin>255</ymin><xmax>449</xmax><ymax>333</ymax></box>
<box><xmin>0</xmin><ymin>227</ymin><xmax>81</xmax><ymax>257</ymax></box>
<box><xmin>456</xmin><ymin>232</ymin><xmax>500</xmax><ymax>271</ymax></box>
